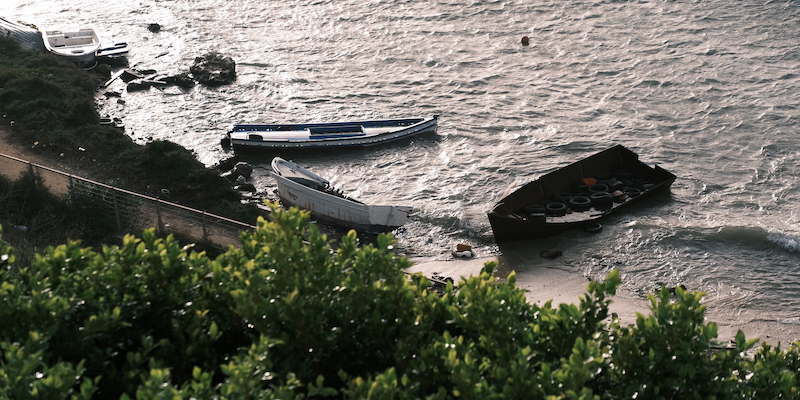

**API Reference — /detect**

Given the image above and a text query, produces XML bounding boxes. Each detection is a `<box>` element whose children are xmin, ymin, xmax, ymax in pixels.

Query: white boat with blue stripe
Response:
<box><xmin>228</xmin><ymin>115</ymin><xmax>438</xmax><ymax>150</ymax></box>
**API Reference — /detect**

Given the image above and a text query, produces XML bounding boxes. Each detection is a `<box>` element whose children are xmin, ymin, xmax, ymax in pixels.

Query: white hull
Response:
<box><xmin>42</xmin><ymin>26</ymin><xmax>101</xmax><ymax>62</ymax></box>
<box><xmin>271</xmin><ymin>159</ymin><xmax>411</xmax><ymax>233</ymax></box>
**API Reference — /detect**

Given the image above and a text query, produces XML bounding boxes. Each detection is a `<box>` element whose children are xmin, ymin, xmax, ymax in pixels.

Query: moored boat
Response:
<box><xmin>41</xmin><ymin>26</ymin><xmax>101</xmax><ymax>62</ymax></box>
<box><xmin>487</xmin><ymin>144</ymin><xmax>676</xmax><ymax>243</ymax></box>
<box><xmin>229</xmin><ymin>115</ymin><xmax>438</xmax><ymax>150</ymax></box>
<box><xmin>271</xmin><ymin>157</ymin><xmax>412</xmax><ymax>234</ymax></box>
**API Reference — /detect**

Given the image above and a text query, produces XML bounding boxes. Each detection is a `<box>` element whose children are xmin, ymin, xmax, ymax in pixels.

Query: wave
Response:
<box><xmin>767</xmin><ymin>231</ymin><xmax>800</xmax><ymax>253</ymax></box>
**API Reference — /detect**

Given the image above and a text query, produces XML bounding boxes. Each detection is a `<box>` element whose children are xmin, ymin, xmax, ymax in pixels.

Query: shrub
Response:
<box><xmin>1</xmin><ymin>35</ymin><xmax>260</xmax><ymax>224</ymax></box>
<box><xmin>2</xmin><ymin>193</ymin><xmax>800</xmax><ymax>399</ymax></box>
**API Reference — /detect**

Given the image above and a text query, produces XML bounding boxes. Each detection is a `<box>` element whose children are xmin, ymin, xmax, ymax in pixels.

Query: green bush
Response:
<box><xmin>0</xmin><ymin>35</ymin><xmax>261</xmax><ymax>226</ymax></box>
<box><xmin>114</xmin><ymin>140</ymin><xmax>246</xmax><ymax>213</ymax></box>
<box><xmin>2</xmin><ymin>204</ymin><xmax>800</xmax><ymax>399</ymax></box>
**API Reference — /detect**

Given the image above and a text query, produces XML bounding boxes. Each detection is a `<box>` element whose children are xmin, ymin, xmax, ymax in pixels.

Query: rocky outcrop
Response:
<box><xmin>189</xmin><ymin>52</ymin><xmax>236</xmax><ymax>86</ymax></box>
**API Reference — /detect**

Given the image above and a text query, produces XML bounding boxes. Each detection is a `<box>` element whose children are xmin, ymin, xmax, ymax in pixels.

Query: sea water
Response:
<box><xmin>4</xmin><ymin>0</ymin><xmax>800</xmax><ymax>326</ymax></box>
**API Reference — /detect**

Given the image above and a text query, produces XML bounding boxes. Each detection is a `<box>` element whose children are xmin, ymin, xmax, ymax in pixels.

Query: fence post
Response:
<box><xmin>27</xmin><ymin>162</ymin><xmax>37</xmax><ymax>188</ymax></box>
<box><xmin>68</xmin><ymin>175</ymin><xmax>75</xmax><ymax>201</ymax></box>
<box><xmin>155</xmin><ymin>199</ymin><xmax>164</xmax><ymax>236</ymax></box>
<box><xmin>201</xmin><ymin>211</ymin><xmax>209</xmax><ymax>242</ymax></box>
<box><xmin>112</xmin><ymin>191</ymin><xmax>122</xmax><ymax>232</ymax></box>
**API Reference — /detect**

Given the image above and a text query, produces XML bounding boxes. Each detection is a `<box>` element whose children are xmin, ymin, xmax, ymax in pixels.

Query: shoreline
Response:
<box><xmin>407</xmin><ymin>255</ymin><xmax>800</xmax><ymax>349</ymax></box>
<box><xmin>3</xmin><ymin>122</ymin><xmax>799</xmax><ymax>350</ymax></box>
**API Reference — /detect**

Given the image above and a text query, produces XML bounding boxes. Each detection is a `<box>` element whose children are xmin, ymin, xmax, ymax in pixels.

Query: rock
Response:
<box><xmin>190</xmin><ymin>52</ymin><xmax>236</xmax><ymax>86</ymax></box>
<box><xmin>164</xmin><ymin>72</ymin><xmax>196</xmax><ymax>88</ymax></box>
<box><xmin>147</xmin><ymin>23</ymin><xmax>162</xmax><ymax>33</ymax></box>
<box><xmin>126</xmin><ymin>79</ymin><xmax>151</xmax><ymax>92</ymax></box>
<box><xmin>98</xmin><ymin>55</ymin><xmax>129</xmax><ymax>68</ymax></box>
<box><xmin>120</xmin><ymin>69</ymin><xmax>144</xmax><ymax>83</ymax></box>
<box><xmin>540</xmin><ymin>250</ymin><xmax>563</xmax><ymax>259</ymax></box>
<box><xmin>231</xmin><ymin>161</ymin><xmax>252</xmax><ymax>179</ymax></box>
<box><xmin>235</xmin><ymin>175</ymin><xmax>248</xmax><ymax>185</ymax></box>
<box><xmin>235</xmin><ymin>183</ymin><xmax>257</xmax><ymax>193</ymax></box>
<box><xmin>215</xmin><ymin>155</ymin><xmax>243</xmax><ymax>172</ymax></box>
<box><xmin>94</xmin><ymin>63</ymin><xmax>112</xmax><ymax>78</ymax></box>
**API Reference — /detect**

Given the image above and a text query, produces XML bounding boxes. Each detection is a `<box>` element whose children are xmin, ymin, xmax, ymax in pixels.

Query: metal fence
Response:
<box><xmin>0</xmin><ymin>152</ymin><xmax>256</xmax><ymax>249</ymax></box>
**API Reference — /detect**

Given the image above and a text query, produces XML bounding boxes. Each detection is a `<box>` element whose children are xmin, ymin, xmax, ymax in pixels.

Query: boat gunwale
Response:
<box><xmin>228</xmin><ymin>115</ymin><xmax>438</xmax><ymax>149</ymax></box>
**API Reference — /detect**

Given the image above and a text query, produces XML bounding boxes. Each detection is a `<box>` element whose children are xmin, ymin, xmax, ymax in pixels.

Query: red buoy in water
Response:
<box><xmin>521</xmin><ymin>36</ymin><xmax>530</xmax><ymax>46</ymax></box>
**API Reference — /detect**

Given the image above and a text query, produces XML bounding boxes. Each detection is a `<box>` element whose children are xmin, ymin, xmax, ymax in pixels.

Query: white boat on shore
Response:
<box><xmin>229</xmin><ymin>115</ymin><xmax>438</xmax><ymax>150</ymax></box>
<box><xmin>271</xmin><ymin>157</ymin><xmax>412</xmax><ymax>234</ymax></box>
<box><xmin>41</xmin><ymin>26</ymin><xmax>102</xmax><ymax>62</ymax></box>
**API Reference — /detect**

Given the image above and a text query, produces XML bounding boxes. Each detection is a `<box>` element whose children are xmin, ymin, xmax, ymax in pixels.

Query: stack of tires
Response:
<box><xmin>523</xmin><ymin>170</ymin><xmax>655</xmax><ymax>220</ymax></box>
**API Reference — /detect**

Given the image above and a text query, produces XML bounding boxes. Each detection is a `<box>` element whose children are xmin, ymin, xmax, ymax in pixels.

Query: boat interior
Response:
<box><xmin>45</xmin><ymin>29</ymin><xmax>96</xmax><ymax>47</ymax></box>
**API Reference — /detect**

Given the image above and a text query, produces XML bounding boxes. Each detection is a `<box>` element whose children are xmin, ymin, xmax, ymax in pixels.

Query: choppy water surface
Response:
<box><xmin>4</xmin><ymin>0</ymin><xmax>800</xmax><ymax>323</ymax></box>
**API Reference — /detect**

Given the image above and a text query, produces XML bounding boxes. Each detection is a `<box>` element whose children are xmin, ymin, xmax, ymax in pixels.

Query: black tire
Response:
<box><xmin>545</xmin><ymin>201</ymin><xmax>568</xmax><ymax>216</ymax></box>
<box><xmin>589</xmin><ymin>183</ymin><xmax>609</xmax><ymax>193</ymax></box>
<box><xmin>590</xmin><ymin>192</ymin><xmax>613</xmax><ymax>210</ymax></box>
<box><xmin>569</xmin><ymin>196</ymin><xmax>592</xmax><ymax>212</ymax></box>
<box><xmin>585</xmin><ymin>223</ymin><xmax>602</xmax><ymax>233</ymax></box>
<box><xmin>624</xmin><ymin>187</ymin><xmax>642</xmax><ymax>198</ymax></box>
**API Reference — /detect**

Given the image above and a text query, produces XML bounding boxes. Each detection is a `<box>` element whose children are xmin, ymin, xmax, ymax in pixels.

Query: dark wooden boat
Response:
<box><xmin>487</xmin><ymin>144</ymin><xmax>676</xmax><ymax>243</ymax></box>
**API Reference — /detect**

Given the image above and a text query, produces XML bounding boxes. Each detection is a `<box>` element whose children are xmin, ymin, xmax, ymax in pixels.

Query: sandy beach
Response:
<box><xmin>407</xmin><ymin>253</ymin><xmax>800</xmax><ymax>350</ymax></box>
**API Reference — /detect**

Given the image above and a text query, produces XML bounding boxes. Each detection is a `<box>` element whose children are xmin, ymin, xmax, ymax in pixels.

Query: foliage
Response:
<box><xmin>0</xmin><ymin>35</ymin><xmax>261</xmax><ymax>229</ymax></box>
<box><xmin>114</xmin><ymin>140</ymin><xmax>244</xmax><ymax>213</ymax></box>
<box><xmin>1</xmin><ymin>204</ymin><xmax>800</xmax><ymax>399</ymax></box>
<box><xmin>0</xmin><ymin>168</ymin><xmax>119</xmax><ymax>261</ymax></box>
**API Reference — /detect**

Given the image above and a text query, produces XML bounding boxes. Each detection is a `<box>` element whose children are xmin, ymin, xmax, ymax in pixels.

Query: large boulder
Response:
<box><xmin>190</xmin><ymin>52</ymin><xmax>236</xmax><ymax>86</ymax></box>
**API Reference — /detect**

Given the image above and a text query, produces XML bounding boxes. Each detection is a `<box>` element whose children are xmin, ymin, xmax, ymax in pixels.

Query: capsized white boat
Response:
<box><xmin>41</xmin><ymin>26</ymin><xmax>101</xmax><ymax>62</ymax></box>
<box><xmin>271</xmin><ymin>157</ymin><xmax>412</xmax><ymax>234</ymax></box>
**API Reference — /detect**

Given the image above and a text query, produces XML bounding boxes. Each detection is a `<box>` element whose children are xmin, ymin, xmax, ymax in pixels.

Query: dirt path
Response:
<box><xmin>0</xmin><ymin>119</ymin><xmax>98</xmax><ymax>178</ymax></box>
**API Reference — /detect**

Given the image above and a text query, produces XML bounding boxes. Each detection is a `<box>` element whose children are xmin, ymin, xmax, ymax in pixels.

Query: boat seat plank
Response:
<box><xmin>308</xmin><ymin>124</ymin><xmax>364</xmax><ymax>135</ymax></box>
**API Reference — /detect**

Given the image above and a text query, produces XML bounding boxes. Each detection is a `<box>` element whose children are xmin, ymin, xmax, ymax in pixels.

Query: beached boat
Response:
<box><xmin>41</xmin><ymin>26</ymin><xmax>102</xmax><ymax>62</ymax></box>
<box><xmin>229</xmin><ymin>115</ymin><xmax>438</xmax><ymax>150</ymax></box>
<box><xmin>487</xmin><ymin>144</ymin><xmax>676</xmax><ymax>243</ymax></box>
<box><xmin>271</xmin><ymin>157</ymin><xmax>412</xmax><ymax>233</ymax></box>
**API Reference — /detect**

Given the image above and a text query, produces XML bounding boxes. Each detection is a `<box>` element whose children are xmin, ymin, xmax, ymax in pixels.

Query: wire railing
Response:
<box><xmin>0</xmin><ymin>152</ymin><xmax>256</xmax><ymax>249</ymax></box>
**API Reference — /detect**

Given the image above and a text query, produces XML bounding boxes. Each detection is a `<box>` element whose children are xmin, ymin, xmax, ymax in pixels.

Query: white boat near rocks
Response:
<box><xmin>41</xmin><ymin>26</ymin><xmax>101</xmax><ymax>62</ymax></box>
<box><xmin>271</xmin><ymin>157</ymin><xmax>412</xmax><ymax>234</ymax></box>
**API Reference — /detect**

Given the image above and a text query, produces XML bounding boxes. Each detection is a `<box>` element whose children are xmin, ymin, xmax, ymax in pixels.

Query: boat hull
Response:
<box><xmin>487</xmin><ymin>145</ymin><xmax>676</xmax><ymax>243</ymax></box>
<box><xmin>41</xmin><ymin>27</ymin><xmax>101</xmax><ymax>62</ymax></box>
<box><xmin>230</xmin><ymin>115</ymin><xmax>438</xmax><ymax>150</ymax></box>
<box><xmin>271</xmin><ymin>162</ymin><xmax>411</xmax><ymax>234</ymax></box>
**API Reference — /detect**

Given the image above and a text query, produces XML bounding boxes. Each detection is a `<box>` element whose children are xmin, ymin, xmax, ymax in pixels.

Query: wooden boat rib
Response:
<box><xmin>229</xmin><ymin>115</ymin><xmax>438</xmax><ymax>150</ymax></box>
<box><xmin>271</xmin><ymin>157</ymin><xmax>412</xmax><ymax>234</ymax></box>
<box><xmin>487</xmin><ymin>144</ymin><xmax>676</xmax><ymax>243</ymax></box>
